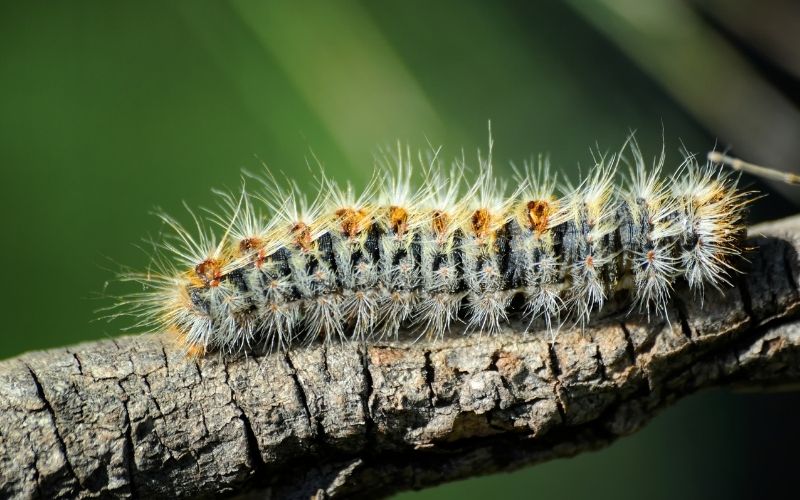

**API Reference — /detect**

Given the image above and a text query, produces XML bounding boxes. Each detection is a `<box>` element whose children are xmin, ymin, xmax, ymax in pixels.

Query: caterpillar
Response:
<box><xmin>116</xmin><ymin>137</ymin><xmax>750</xmax><ymax>356</ymax></box>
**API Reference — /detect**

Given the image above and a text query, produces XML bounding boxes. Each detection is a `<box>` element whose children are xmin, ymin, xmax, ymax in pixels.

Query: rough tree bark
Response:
<box><xmin>2</xmin><ymin>216</ymin><xmax>800</xmax><ymax>499</ymax></box>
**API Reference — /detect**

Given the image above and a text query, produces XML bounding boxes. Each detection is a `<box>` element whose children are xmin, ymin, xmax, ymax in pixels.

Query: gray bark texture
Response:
<box><xmin>3</xmin><ymin>216</ymin><xmax>800</xmax><ymax>499</ymax></box>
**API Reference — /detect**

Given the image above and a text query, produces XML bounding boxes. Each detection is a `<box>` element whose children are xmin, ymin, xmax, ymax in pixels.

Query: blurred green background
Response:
<box><xmin>2</xmin><ymin>1</ymin><xmax>799</xmax><ymax>498</ymax></box>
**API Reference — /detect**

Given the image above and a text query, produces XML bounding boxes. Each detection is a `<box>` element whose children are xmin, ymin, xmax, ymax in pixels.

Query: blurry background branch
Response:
<box><xmin>567</xmin><ymin>0</ymin><xmax>800</xmax><ymax>202</ymax></box>
<box><xmin>2</xmin><ymin>216</ymin><xmax>800</xmax><ymax>499</ymax></box>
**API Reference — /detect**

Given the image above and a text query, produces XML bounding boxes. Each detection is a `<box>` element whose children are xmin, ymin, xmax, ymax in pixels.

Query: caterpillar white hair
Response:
<box><xmin>114</xmin><ymin>136</ymin><xmax>751</xmax><ymax>356</ymax></box>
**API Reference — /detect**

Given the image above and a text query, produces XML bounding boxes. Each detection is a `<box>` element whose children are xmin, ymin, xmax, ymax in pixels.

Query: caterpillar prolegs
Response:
<box><xmin>119</xmin><ymin>139</ymin><xmax>750</xmax><ymax>356</ymax></box>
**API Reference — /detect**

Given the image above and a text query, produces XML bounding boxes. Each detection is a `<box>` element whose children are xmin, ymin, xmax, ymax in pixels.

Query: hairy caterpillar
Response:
<box><xmin>116</xmin><ymin>137</ymin><xmax>750</xmax><ymax>356</ymax></box>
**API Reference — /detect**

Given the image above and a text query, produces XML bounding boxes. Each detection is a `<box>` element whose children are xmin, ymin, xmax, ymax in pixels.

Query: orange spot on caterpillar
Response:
<box><xmin>335</xmin><ymin>208</ymin><xmax>369</xmax><ymax>238</ymax></box>
<box><xmin>646</xmin><ymin>250</ymin><xmax>655</xmax><ymax>263</ymax></box>
<box><xmin>432</xmin><ymin>210</ymin><xmax>449</xmax><ymax>236</ymax></box>
<box><xmin>291</xmin><ymin>222</ymin><xmax>313</xmax><ymax>251</ymax></box>
<box><xmin>471</xmin><ymin>208</ymin><xmax>491</xmax><ymax>238</ymax></box>
<box><xmin>388</xmin><ymin>206</ymin><xmax>408</xmax><ymax>236</ymax></box>
<box><xmin>585</xmin><ymin>255</ymin><xmax>594</xmax><ymax>268</ymax></box>
<box><xmin>239</xmin><ymin>237</ymin><xmax>263</xmax><ymax>253</ymax></box>
<box><xmin>526</xmin><ymin>200</ymin><xmax>551</xmax><ymax>234</ymax></box>
<box><xmin>194</xmin><ymin>258</ymin><xmax>223</xmax><ymax>287</ymax></box>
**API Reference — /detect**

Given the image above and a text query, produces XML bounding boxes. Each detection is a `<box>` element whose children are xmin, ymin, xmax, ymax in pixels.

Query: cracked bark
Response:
<box><xmin>3</xmin><ymin>216</ymin><xmax>800</xmax><ymax>499</ymax></box>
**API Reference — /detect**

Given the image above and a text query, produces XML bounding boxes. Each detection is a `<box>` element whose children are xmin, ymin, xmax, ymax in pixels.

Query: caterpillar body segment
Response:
<box><xmin>122</xmin><ymin>141</ymin><xmax>749</xmax><ymax>355</ymax></box>
<box><xmin>618</xmin><ymin>142</ymin><xmax>681</xmax><ymax>319</ymax></box>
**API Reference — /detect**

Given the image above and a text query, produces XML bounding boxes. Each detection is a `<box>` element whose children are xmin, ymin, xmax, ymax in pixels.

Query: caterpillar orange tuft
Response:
<box><xmin>113</xmin><ymin>137</ymin><xmax>751</xmax><ymax>356</ymax></box>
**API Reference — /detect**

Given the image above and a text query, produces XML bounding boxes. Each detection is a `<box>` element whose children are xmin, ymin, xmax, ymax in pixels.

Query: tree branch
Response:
<box><xmin>3</xmin><ymin>216</ymin><xmax>800</xmax><ymax>499</ymax></box>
